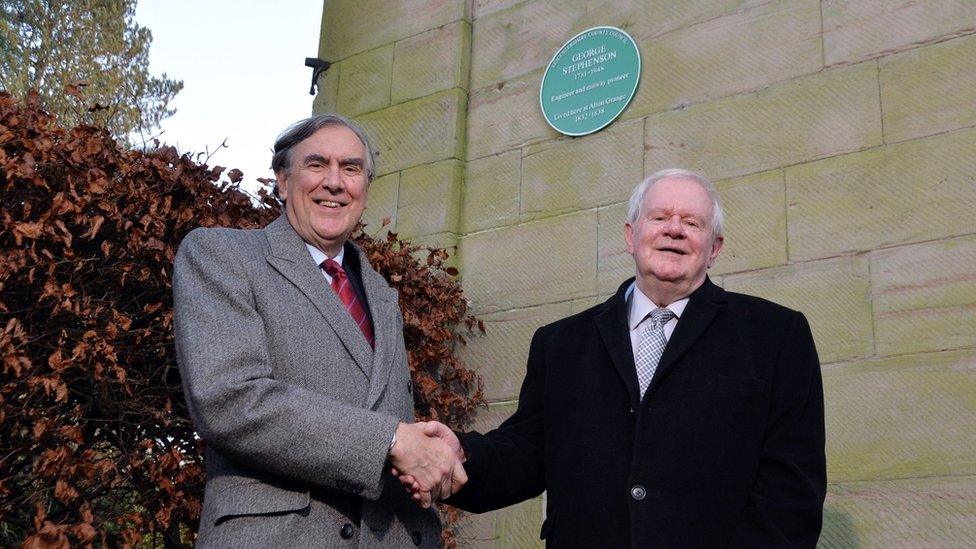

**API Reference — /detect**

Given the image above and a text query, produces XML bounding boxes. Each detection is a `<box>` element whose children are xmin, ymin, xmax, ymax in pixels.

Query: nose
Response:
<box><xmin>663</xmin><ymin>216</ymin><xmax>684</xmax><ymax>237</ymax></box>
<box><xmin>321</xmin><ymin>165</ymin><xmax>343</xmax><ymax>192</ymax></box>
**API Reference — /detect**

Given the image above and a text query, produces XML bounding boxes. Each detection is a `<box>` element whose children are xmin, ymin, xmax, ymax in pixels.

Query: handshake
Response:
<box><xmin>388</xmin><ymin>421</ymin><xmax>465</xmax><ymax>509</ymax></box>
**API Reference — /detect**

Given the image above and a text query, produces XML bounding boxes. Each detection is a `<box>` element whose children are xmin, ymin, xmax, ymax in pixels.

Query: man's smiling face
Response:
<box><xmin>276</xmin><ymin>124</ymin><xmax>368</xmax><ymax>257</ymax></box>
<box><xmin>625</xmin><ymin>176</ymin><xmax>723</xmax><ymax>300</ymax></box>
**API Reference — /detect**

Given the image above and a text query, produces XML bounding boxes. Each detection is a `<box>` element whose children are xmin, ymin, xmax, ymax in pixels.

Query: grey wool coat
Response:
<box><xmin>173</xmin><ymin>215</ymin><xmax>441</xmax><ymax>548</ymax></box>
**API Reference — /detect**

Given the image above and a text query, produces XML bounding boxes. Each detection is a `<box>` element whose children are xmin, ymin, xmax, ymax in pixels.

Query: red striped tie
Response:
<box><xmin>321</xmin><ymin>259</ymin><xmax>374</xmax><ymax>348</ymax></box>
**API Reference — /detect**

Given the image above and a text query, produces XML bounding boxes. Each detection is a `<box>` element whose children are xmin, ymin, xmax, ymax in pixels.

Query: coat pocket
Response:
<box><xmin>706</xmin><ymin>375</ymin><xmax>766</xmax><ymax>396</ymax></box>
<box><xmin>211</xmin><ymin>480</ymin><xmax>310</xmax><ymax>525</ymax></box>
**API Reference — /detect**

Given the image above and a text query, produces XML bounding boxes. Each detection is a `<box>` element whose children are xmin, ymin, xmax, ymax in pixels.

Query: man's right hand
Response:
<box><xmin>388</xmin><ymin>422</ymin><xmax>467</xmax><ymax>508</ymax></box>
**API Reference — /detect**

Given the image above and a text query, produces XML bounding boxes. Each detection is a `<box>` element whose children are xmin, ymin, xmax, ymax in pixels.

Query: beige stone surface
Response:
<box><xmin>470</xmin><ymin>0</ymin><xmax>761</xmax><ymax>91</ymax></box>
<box><xmin>881</xmin><ymin>34</ymin><xmax>976</xmax><ymax>144</ymax></box>
<box><xmin>711</xmin><ymin>170</ymin><xmax>787</xmax><ymax>275</ymax></box>
<box><xmin>459</xmin><ymin>211</ymin><xmax>598</xmax><ymax>313</ymax></box>
<box><xmin>644</xmin><ymin>62</ymin><xmax>882</xmax><ymax>182</ymax></box>
<box><xmin>469</xmin><ymin>0</ymin><xmax>583</xmax><ymax>90</ymax></box>
<box><xmin>362</xmin><ymin>172</ymin><xmax>399</xmax><ymax>234</ymax></box>
<box><xmin>723</xmin><ymin>257</ymin><xmax>873</xmax><ymax>364</ymax></box>
<box><xmin>462</xmin><ymin>302</ymin><xmax>573</xmax><ymax>402</ymax></box>
<box><xmin>320</xmin><ymin>0</ymin><xmax>468</xmax><ymax>61</ymax></box>
<box><xmin>520</xmin><ymin>119</ymin><xmax>643</xmax><ymax>220</ymax></box>
<box><xmin>570</xmin><ymin>295</ymin><xmax>604</xmax><ymax>314</ymax></box>
<box><xmin>821</xmin><ymin>476</ymin><xmax>976</xmax><ymax>548</ymax></box>
<box><xmin>359</xmin><ymin>89</ymin><xmax>466</xmax><ymax>175</ymax></box>
<box><xmin>311</xmin><ymin>63</ymin><xmax>340</xmax><ymax>114</ymax></box>
<box><xmin>472</xmin><ymin>0</ymin><xmax>528</xmax><ymax>20</ymax></box>
<box><xmin>462</xmin><ymin>150</ymin><xmax>521</xmax><ymax>234</ymax></box>
<box><xmin>624</xmin><ymin>0</ymin><xmax>822</xmax><ymax>119</ymax></box>
<box><xmin>610</xmin><ymin>0</ymin><xmax>741</xmax><ymax>40</ymax></box>
<box><xmin>597</xmin><ymin>202</ymin><xmax>633</xmax><ymax>296</ymax></box>
<box><xmin>396</xmin><ymin>160</ymin><xmax>463</xmax><ymax>238</ymax></box>
<box><xmin>823</xmin><ymin>348</ymin><xmax>976</xmax><ymax>483</ymax></box>
<box><xmin>785</xmin><ymin>127</ymin><xmax>976</xmax><ymax>261</ymax></box>
<box><xmin>336</xmin><ymin>45</ymin><xmax>394</xmax><ymax>117</ymax></box>
<box><xmin>466</xmin><ymin>69</ymin><xmax>558</xmax><ymax>161</ymax></box>
<box><xmin>822</xmin><ymin>0</ymin><xmax>976</xmax><ymax>66</ymax></box>
<box><xmin>491</xmin><ymin>495</ymin><xmax>545</xmax><ymax>548</ymax></box>
<box><xmin>871</xmin><ymin>235</ymin><xmax>976</xmax><ymax>357</ymax></box>
<box><xmin>392</xmin><ymin>21</ymin><xmax>471</xmax><ymax>104</ymax></box>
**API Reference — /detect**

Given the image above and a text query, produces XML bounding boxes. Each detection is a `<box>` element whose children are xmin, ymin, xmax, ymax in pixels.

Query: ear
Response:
<box><xmin>624</xmin><ymin>221</ymin><xmax>636</xmax><ymax>255</ymax></box>
<box><xmin>275</xmin><ymin>170</ymin><xmax>289</xmax><ymax>197</ymax></box>
<box><xmin>707</xmin><ymin>235</ymin><xmax>724</xmax><ymax>267</ymax></box>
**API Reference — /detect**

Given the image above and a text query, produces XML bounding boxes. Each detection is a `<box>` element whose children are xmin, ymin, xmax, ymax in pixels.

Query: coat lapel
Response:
<box><xmin>263</xmin><ymin>216</ymin><xmax>373</xmax><ymax>378</ymax></box>
<box><xmin>596</xmin><ymin>279</ymin><xmax>640</xmax><ymax>409</ymax></box>
<box><xmin>357</xmin><ymin>246</ymin><xmax>401</xmax><ymax>410</ymax></box>
<box><xmin>646</xmin><ymin>277</ymin><xmax>725</xmax><ymax>396</ymax></box>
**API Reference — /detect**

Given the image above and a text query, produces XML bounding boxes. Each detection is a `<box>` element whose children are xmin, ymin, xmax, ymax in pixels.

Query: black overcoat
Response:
<box><xmin>451</xmin><ymin>277</ymin><xmax>826</xmax><ymax>548</ymax></box>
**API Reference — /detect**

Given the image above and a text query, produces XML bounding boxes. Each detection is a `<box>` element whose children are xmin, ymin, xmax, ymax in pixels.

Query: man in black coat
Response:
<box><xmin>403</xmin><ymin>168</ymin><xmax>826</xmax><ymax>547</ymax></box>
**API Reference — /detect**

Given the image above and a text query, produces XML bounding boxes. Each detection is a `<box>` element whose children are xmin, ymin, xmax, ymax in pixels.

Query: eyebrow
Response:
<box><xmin>300</xmin><ymin>154</ymin><xmax>364</xmax><ymax>167</ymax></box>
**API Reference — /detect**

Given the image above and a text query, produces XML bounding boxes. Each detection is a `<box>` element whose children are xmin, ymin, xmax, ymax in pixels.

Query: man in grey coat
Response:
<box><xmin>173</xmin><ymin>114</ymin><xmax>464</xmax><ymax>547</ymax></box>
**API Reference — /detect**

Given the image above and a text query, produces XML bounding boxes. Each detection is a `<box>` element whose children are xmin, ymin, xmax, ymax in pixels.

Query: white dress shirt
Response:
<box><xmin>305</xmin><ymin>243</ymin><xmax>345</xmax><ymax>285</ymax></box>
<box><xmin>626</xmin><ymin>282</ymin><xmax>689</xmax><ymax>362</ymax></box>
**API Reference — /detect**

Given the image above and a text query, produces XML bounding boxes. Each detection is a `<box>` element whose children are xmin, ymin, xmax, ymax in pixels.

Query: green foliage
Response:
<box><xmin>0</xmin><ymin>0</ymin><xmax>182</xmax><ymax>142</ymax></box>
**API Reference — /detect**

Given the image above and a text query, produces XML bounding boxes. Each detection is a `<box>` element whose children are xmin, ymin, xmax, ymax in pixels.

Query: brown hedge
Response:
<box><xmin>0</xmin><ymin>91</ymin><xmax>484</xmax><ymax>547</ymax></box>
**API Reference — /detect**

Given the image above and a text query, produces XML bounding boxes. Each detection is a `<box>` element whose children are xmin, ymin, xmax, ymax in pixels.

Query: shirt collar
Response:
<box><xmin>305</xmin><ymin>242</ymin><xmax>345</xmax><ymax>268</ymax></box>
<box><xmin>627</xmin><ymin>281</ymin><xmax>690</xmax><ymax>330</ymax></box>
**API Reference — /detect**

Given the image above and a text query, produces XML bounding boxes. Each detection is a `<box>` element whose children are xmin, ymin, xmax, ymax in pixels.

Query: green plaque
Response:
<box><xmin>540</xmin><ymin>26</ymin><xmax>641</xmax><ymax>136</ymax></box>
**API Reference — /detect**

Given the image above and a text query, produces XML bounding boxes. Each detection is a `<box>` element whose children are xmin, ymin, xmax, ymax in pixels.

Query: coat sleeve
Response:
<box><xmin>173</xmin><ymin>229</ymin><xmax>399</xmax><ymax>500</ymax></box>
<box><xmin>728</xmin><ymin>312</ymin><xmax>827</xmax><ymax>548</ymax></box>
<box><xmin>446</xmin><ymin>327</ymin><xmax>549</xmax><ymax>513</ymax></box>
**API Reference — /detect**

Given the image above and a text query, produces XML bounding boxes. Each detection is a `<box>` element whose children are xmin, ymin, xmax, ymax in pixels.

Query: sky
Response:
<box><xmin>135</xmin><ymin>0</ymin><xmax>324</xmax><ymax>195</ymax></box>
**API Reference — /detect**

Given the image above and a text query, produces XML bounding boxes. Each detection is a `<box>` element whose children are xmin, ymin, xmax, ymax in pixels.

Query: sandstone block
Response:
<box><xmin>822</xmin><ymin>0</ymin><xmax>976</xmax><ymax>66</ymax></box>
<box><xmin>397</xmin><ymin>160</ymin><xmax>463</xmax><ymax>238</ymax></box>
<box><xmin>597</xmin><ymin>202</ymin><xmax>633</xmax><ymax>296</ymax></box>
<box><xmin>823</xmin><ymin>348</ymin><xmax>976</xmax><ymax>483</ymax></box>
<box><xmin>785</xmin><ymin>127</ymin><xmax>976</xmax><ymax>261</ymax></box>
<box><xmin>392</xmin><ymin>21</ymin><xmax>471</xmax><ymax>104</ymax></box>
<box><xmin>362</xmin><ymin>172</ymin><xmax>399</xmax><ymax>234</ymax></box>
<box><xmin>311</xmin><ymin>63</ymin><xmax>340</xmax><ymax>114</ymax></box>
<box><xmin>624</xmin><ymin>0</ymin><xmax>822</xmax><ymax>120</ymax></box>
<box><xmin>871</xmin><ymin>235</ymin><xmax>976</xmax><ymax>357</ymax></box>
<box><xmin>723</xmin><ymin>257</ymin><xmax>873</xmax><ymax>363</ymax></box>
<box><xmin>467</xmin><ymin>70</ymin><xmax>558</xmax><ymax>161</ymax></box>
<box><xmin>320</xmin><ymin>0</ymin><xmax>468</xmax><ymax>61</ymax></box>
<box><xmin>359</xmin><ymin>89</ymin><xmax>466</xmax><ymax>175</ymax></box>
<box><xmin>336</xmin><ymin>45</ymin><xmax>393</xmax><ymax>117</ymax></box>
<box><xmin>711</xmin><ymin>169</ymin><xmax>787</xmax><ymax>275</ymax></box>
<box><xmin>462</xmin><ymin>150</ymin><xmax>521</xmax><ymax>233</ymax></box>
<box><xmin>462</xmin><ymin>302</ymin><xmax>573</xmax><ymax>402</ymax></box>
<box><xmin>459</xmin><ymin>211</ymin><xmax>598</xmax><ymax>313</ymax></box>
<box><xmin>880</xmin><ymin>34</ymin><xmax>976</xmax><ymax>144</ymax></box>
<box><xmin>644</xmin><ymin>63</ymin><xmax>882</xmax><ymax>182</ymax></box>
<box><xmin>521</xmin><ymin>119</ymin><xmax>643</xmax><ymax>220</ymax></box>
<box><xmin>822</xmin><ymin>476</ymin><xmax>976</xmax><ymax>548</ymax></box>
<box><xmin>469</xmin><ymin>0</ymin><xmax>582</xmax><ymax>90</ymax></box>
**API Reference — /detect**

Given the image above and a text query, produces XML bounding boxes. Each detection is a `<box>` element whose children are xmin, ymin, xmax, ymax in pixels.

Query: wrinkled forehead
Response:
<box><xmin>295</xmin><ymin>124</ymin><xmax>367</xmax><ymax>159</ymax></box>
<box><xmin>644</xmin><ymin>177</ymin><xmax>714</xmax><ymax>215</ymax></box>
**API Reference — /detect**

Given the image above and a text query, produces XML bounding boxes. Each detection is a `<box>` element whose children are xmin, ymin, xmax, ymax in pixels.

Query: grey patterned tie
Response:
<box><xmin>636</xmin><ymin>307</ymin><xmax>676</xmax><ymax>397</ymax></box>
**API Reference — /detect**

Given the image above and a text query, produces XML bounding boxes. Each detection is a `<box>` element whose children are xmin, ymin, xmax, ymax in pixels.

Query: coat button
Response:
<box><xmin>411</xmin><ymin>531</ymin><xmax>423</xmax><ymax>546</ymax></box>
<box><xmin>340</xmin><ymin>523</ymin><xmax>354</xmax><ymax>539</ymax></box>
<box><xmin>631</xmin><ymin>485</ymin><xmax>647</xmax><ymax>500</ymax></box>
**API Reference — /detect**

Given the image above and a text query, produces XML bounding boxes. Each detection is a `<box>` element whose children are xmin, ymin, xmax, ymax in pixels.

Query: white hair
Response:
<box><xmin>626</xmin><ymin>168</ymin><xmax>724</xmax><ymax>238</ymax></box>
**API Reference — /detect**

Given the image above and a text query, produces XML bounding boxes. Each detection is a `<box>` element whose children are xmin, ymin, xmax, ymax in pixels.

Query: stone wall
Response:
<box><xmin>315</xmin><ymin>1</ymin><xmax>976</xmax><ymax>546</ymax></box>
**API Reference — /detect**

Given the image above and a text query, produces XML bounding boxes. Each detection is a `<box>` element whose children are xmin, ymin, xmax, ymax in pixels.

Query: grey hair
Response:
<box><xmin>270</xmin><ymin>114</ymin><xmax>376</xmax><ymax>198</ymax></box>
<box><xmin>626</xmin><ymin>168</ymin><xmax>725</xmax><ymax>238</ymax></box>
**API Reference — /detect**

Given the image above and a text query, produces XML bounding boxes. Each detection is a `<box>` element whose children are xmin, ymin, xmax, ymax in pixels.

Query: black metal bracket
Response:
<box><xmin>305</xmin><ymin>57</ymin><xmax>332</xmax><ymax>95</ymax></box>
